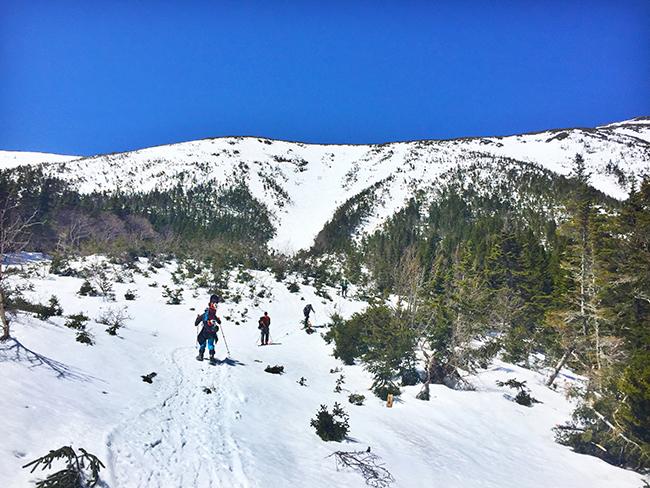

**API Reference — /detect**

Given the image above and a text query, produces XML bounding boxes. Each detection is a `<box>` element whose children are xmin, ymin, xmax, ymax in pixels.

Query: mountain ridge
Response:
<box><xmin>2</xmin><ymin>117</ymin><xmax>649</xmax><ymax>251</ymax></box>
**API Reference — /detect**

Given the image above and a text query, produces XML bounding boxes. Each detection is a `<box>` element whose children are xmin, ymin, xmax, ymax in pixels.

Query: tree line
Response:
<box><xmin>318</xmin><ymin>155</ymin><xmax>650</xmax><ymax>472</ymax></box>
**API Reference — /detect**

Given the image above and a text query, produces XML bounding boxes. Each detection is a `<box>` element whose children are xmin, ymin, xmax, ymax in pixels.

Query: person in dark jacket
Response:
<box><xmin>340</xmin><ymin>279</ymin><xmax>349</xmax><ymax>298</ymax></box>
<box><xmin>258</xmin><ymin>311</ymin><xmax>271</xmax><ymax>345</ymax></box>
<box><xmin>195</xmin><ymin>295</ymin><xmax>221</xmax><ymax>362</ymax></box>
<box><xmin>303</xmin><ymin>304</ymin><xmax>314</xmax><ymax>327</ymax></box>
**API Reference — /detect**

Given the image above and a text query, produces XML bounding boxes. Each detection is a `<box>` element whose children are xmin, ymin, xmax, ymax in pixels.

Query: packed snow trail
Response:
<box><xmin>105</xmin><ymin>347</ymin><xmax>255</xmax><ymax>488</ymax></box>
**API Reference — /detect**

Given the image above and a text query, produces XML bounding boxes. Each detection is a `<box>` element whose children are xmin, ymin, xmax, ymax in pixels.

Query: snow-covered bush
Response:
<box><xmin>348</xmin><ymin>393</ymin><xmax>365</xmax><ymax>406</ymax></box>
<box><xmin>38</xmin><ymin>296</ymin><xmax>63</xmax><ymax>321</ymax></box>
<box><xmin>76</xmin><ymin>330</ymin><xmax>94</xmax><ymax>345</ymax></box>
<box><xmin>265</xmin><ymin>365</ymin><xmax>284</xmax><ymax>374</ymax></box>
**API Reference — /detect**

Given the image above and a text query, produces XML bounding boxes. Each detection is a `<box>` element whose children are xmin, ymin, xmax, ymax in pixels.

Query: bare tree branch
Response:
<box><xmin>328</xmin><ymin>450</ymin><xmax>395</xmax><ymax>488</ymax></box>
<box><xmin>0</xmin><ymin>197</ymin><xmax>41</xmax><ymax>341</ymax></box>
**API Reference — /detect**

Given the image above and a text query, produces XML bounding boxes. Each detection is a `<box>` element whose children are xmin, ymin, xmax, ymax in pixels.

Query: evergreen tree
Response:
<box><xmin>545</xmin><ymin>154</ymin><xmax>602</xmax><ymax>386</ymax></box>
<box><xmin>557</xmin><ymin>179</ymin><xmax>650</xmax><ymax>471</ymax></box>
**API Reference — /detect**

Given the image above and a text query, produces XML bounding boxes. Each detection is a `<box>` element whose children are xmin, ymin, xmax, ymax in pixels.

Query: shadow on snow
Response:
<box><xmin>0</xmin><ymin>337</ymin><xmax>99</xmax><ymax>382</ymax></box>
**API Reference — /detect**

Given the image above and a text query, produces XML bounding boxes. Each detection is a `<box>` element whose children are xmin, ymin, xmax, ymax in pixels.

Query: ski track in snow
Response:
<box><xmin>106</xmin><ymin>347</ymin><xmax>255</xmax><ymax>488</ymax></box>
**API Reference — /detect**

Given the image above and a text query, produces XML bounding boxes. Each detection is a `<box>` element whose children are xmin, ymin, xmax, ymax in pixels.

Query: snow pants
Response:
<box><xmin>199</xmin><ymin>337</ymin><xmax>216</xmax><ymax>352</ymax></box>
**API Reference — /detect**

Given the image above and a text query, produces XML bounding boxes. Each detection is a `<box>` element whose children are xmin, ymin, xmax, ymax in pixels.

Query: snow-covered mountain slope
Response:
<box><xmin>4</xmin><ymin>117</ymin><xmax>650</xmax><ymax>251</ymax></box>
<box><xmin>1</xmin><ymin>258</ymin><xmax>645</xmax><ymax>487</ymax></box>
<box><xmin>0</xmin><ymin>150</ymin><xmax>81</xmax><ymax>170</ymax></box>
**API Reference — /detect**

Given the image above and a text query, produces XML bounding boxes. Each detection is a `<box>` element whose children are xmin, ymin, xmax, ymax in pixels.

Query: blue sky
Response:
<box><xmin>1</xmin><ymin>0</ymin><xmax>649</xmax><ymax>156</ymax></box>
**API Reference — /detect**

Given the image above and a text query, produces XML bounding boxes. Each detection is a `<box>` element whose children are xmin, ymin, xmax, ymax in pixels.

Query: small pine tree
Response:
<box><xmin>65</xmin><ymin>313</ymin><xmax>90</xmax><ymax>330</ymax></box>
<box><xmin>496</xmin><ymin>379</ymin><xmax>540</xmax><ymax>406</ymax></box>
<box><xmin>334</xmin><ymin>374</ymin><xmax>345</xmax><ymax>393</ymax></box>
<box><xmin>310</xmin><ymin>403</ymin><xmax>350</xmax><ymax>442</ymax></box>
<box><xmin>78</xmin><ymin>280</ymin><xmax>97</xmax><ymax>297</ymax></box>
<box><xmin>162</xmin><ymin>285</ymin><xmax>183</xmax><ymax>304</ymax></box>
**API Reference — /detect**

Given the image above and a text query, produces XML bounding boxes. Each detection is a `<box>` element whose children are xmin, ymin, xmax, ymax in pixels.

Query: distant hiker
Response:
<box><xmin>303</xmin><ymin>304</ymin><xmax>314</xmax><ymax>327</ymax></box>
<box><xmin>258</xmin><ymin>311</ymin><xmax>271</xmax><ymax>345</ymax></box>
<box><xmin>196</xmin><ymin>306</ymin><xmax>221</xmax><ymax>362</ymax></box>
<box><xmin>340</xmin><ymin>279</ymin><xmax>349</xmax><ymax>298</ymax></box>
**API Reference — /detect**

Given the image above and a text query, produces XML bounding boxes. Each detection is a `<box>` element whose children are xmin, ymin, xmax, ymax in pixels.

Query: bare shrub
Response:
<box><xmin>96</xmin><ymin>307</ymin><xmax>131</xmax><ymax>335</ymax></box>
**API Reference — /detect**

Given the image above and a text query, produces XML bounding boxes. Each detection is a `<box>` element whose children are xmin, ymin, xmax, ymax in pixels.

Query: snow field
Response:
<box><xmin>0</xmin><ymin>259</ymin><xmax>645</xmax><ymax>487</ymax></box>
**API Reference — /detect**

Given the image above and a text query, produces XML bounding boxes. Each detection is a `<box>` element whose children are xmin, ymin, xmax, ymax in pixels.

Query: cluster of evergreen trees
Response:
<box><xmin>0</xmin><ymin>166</ymin><xmax>275</xmax><ymax>259</ymax></box>
<box><xmin>318</xmin><ymin>155</ymin><xmax>650</xmax><ymax>472</ymax></box>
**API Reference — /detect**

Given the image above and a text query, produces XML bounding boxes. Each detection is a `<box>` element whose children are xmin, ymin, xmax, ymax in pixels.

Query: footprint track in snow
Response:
<box><xmin>105</xmin><ymin>348</ymin><xmax>255</xmax><ymax>487</ymax></box>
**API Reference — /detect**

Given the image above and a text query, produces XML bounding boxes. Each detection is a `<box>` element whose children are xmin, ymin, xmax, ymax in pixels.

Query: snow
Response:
<box><xmin>0</xmin><ymin>258</ymin><xmax>645</xmax><ymax>488</ymax></box>
<box><xmin>0</xmin><ymin>150</ymin><xmax>81</xmax><ymax>170</ymax></box>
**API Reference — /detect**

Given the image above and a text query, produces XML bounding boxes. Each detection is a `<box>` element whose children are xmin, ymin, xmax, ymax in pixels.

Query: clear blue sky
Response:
<box><xmin>1</xmin><ymin>0</ymin><xmax>649</xmax><ymax>156</ymax></box>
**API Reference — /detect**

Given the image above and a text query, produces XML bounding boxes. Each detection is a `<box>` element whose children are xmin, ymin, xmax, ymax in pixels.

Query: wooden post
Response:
<box><xmin>386</xmin><ymin>394</ymin><xmax>394</xmax><ymax>407</ymax></box>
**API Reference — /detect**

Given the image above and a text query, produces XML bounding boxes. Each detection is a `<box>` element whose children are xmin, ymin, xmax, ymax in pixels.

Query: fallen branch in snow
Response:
<box><xmin>23</xmin><ymin>445</ymin><xmax>105</xmax><ymax>488</ymax></box>
<box><xmin>328</xmin><ymin>449</ymin><xmax>395</xmax><ymax>488</ymax></box>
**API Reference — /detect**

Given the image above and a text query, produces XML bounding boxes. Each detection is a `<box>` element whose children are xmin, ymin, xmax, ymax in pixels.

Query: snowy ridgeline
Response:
<box><xmin>0</xmin><ymin>257</ymin><xmax>645</xmax><ymax>488</ymax></box>
<box><xmin>2</xmin><ymin>117</ymin><xmax>650</xmax><ymax>253</ymax></box>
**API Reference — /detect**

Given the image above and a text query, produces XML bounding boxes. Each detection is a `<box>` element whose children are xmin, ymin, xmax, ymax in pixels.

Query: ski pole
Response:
<box><xmin>220</xmin><ymin>326</ymin><xmax>231</xmax><ymax>357</ymax></box>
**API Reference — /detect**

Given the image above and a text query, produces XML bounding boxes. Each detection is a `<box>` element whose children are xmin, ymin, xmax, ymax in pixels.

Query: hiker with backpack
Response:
<box><xmin>303</xmin><ymin>303</ymin><xmax>314</xmax><ymax>327</ymax></box>
<box><xmin>194</xmin><ymin>294</ymin><xmax>221</xmax><ymax>363</ymax></box>
<box><xmin>258</xmin><ymin>311</ymin><xmax>271</xmax><ymax>345</ymax></box>
<box><xmin>340</xmin><ymin>278</ymin><xmax>349</xmax><ymax>298</ymax></box>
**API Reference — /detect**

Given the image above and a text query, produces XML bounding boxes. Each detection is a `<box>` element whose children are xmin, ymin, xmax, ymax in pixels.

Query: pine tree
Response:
<box><xmin>545</xmin><ymin>154</ymin><xmax>602</xmax><ymax>386</ymax></box>
<box><xmin>557</xmin><ymin>179</ymin><xmax>650</xmax><ymax>471</ymax></box>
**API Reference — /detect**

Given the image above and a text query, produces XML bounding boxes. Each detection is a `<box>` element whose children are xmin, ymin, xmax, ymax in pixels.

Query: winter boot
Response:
<box><xmin>197</xmin><ymin>348</ymin><xmax>205</xmax><ymax>361</ymax></box>
<box><xmin>209</xmin><ymin>350</ymin><xmax>216</xmax><ymax>364</ymax></box>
